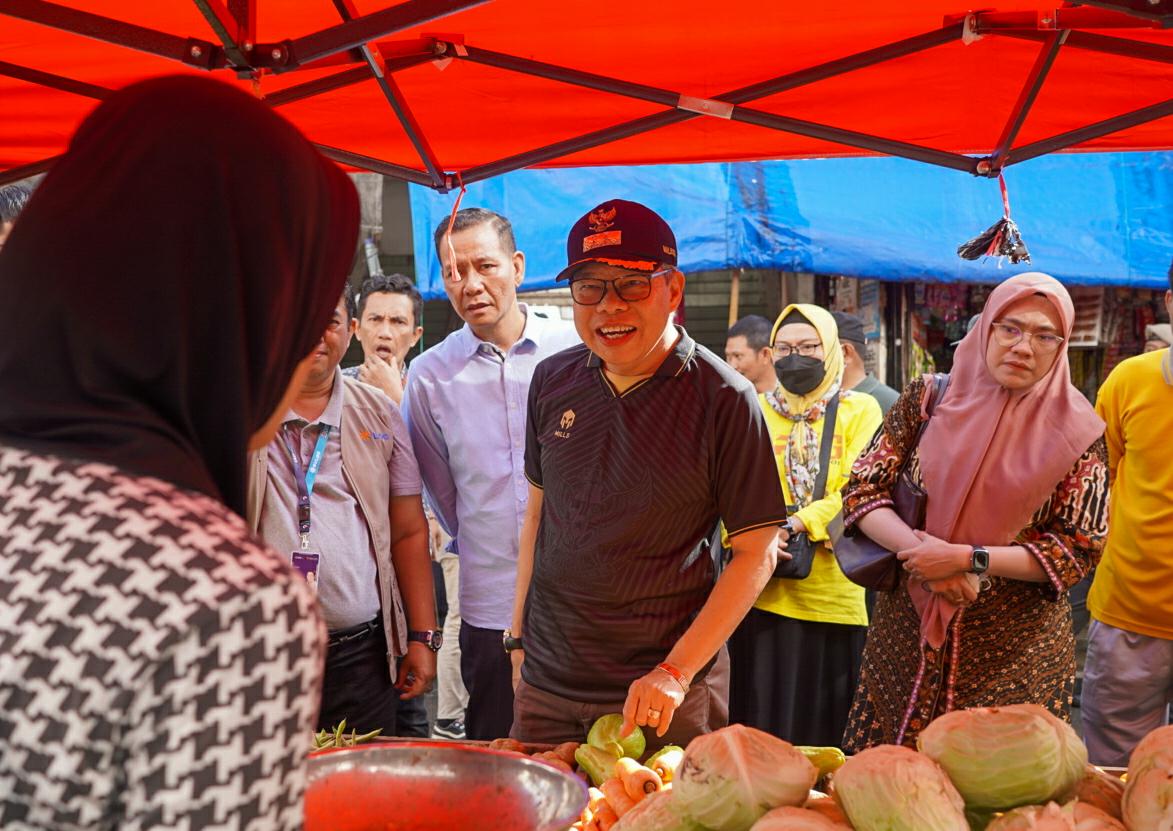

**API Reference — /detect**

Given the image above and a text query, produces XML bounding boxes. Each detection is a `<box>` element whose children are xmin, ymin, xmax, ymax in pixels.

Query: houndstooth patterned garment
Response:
<box><xmin>0</xmin><ymin>445</ymin><xmax>326</xmax><ymax>830</ymax></box>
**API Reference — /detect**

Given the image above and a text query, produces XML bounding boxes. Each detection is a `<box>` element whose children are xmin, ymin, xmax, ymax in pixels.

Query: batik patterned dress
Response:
<box><xmin>0</xmin><ymin>446</ymin><xmax>325</xmax><ymax>829</ymax></box>
<box><xmin>840</xmin><ymin>376</ymin><xmax>1108</xmax><ymax>751</ymax></box>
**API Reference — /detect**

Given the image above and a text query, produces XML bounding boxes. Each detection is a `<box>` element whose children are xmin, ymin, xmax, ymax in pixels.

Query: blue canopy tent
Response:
<box><xmin>410</xmin><ymin>151</ymin><xmax>1173</xmax><ymax>299</ymax></box>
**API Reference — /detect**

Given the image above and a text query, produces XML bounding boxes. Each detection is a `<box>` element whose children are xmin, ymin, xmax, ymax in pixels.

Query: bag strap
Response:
<box><xmin>811</xmin><ymin>392</ymin><xmax>841</xmax><ymax>502</ymax></box>
<box><xmin>898</xmin><ymin>372</ymin><xmax>950</xmax><ymax>477</ymax></box>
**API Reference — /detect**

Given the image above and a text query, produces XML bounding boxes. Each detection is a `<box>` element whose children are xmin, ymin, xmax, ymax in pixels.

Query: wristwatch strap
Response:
<box><xmin>407</xmin><ymin>629</ymin><xmax>443</xmax><ymax>652</ymax></box>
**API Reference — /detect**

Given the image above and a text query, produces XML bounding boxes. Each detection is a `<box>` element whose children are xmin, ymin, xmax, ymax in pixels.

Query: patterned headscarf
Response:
<box><xmin>765</xmin><ymin>304</ymin><xmax>844</xmax><ymax>507</ymax></box>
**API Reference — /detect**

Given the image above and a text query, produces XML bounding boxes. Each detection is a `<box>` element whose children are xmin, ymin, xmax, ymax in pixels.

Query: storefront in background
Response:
<box><xmin>883</xmin><ymin>281</ymin><xmax>1167</xmax><ymax>402</ymax></box>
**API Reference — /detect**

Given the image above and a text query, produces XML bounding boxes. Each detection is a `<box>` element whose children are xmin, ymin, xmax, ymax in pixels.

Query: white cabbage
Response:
<box><xmin>832</xmin><ymin>744</ymin><xmax>968</xmax><ymax>831</ymax></box>
<box><xmin>917</xmin><ymin>704</ymin><xmax>1087</xmax><ymax>811</ymax></box>
<box><xmin>1073</xmin><ymin>766</ymin><xmax>1124</xmax><ymax>821</ymax></box>
<box><xmin>1121</xmin><ymin>724</ymin><xmax>1173</xmax><ymax>831</ymax></box>
<box><xmin>1069</xmin><ymin>800</ymin><xmax>1126</xmax><ymax>830</ymax></box>
<box><xmin>986</xmin><ymin>801</ymin><xmax>1075</xmax><ymax>830</ymax></box>
<box><xmin>611</xmin><ymin>789</ymin><xmax>703</xmax><ymax>831</ymax></box>
<box><xmin>673</xmin><ymin>724</ymin><xmax>817</xmax><ymax>831</ymax></box>
<box><xmin>749</xmin><ymin>806</ymin><xmax>852</xmax><ymax>830</ymax></box>
<box><xmin>803</xmin><ymin>793</ymin><xmax>852</xmax><ymax>826</ymax></box>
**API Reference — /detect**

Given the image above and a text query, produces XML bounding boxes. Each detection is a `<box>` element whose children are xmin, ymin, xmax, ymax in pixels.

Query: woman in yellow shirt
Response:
<box><xmin>729</xmin><ymin>303</ymin><xmax>882</xmax><ymax>746</ymax></box>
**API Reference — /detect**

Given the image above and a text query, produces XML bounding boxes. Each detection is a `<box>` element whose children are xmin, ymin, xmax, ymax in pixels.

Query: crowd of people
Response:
<box><xmin>0</xmin><ymin>74</ymin><xmax>1169</xmax><ymax>828</ymax></box>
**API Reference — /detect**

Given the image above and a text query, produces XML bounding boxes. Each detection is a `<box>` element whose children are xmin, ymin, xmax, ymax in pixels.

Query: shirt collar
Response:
<box><xmin>585</xmin><ymin>325</ymin><xmax>695</xmax><ymax>378</ymax></box>
<box><xmin>854</xmin><ymin>374</ymin><xmax>878</xmax><ymax>393</ymax></box>
<box><xmin>458</xmin><ymin>303</ymin><xmax>547</xmax><ymax>359</ymax></box>
<box><xmin>282</xmin><ymin>366</ymin><xmax>346</xmax><ymax>429</ymax></box>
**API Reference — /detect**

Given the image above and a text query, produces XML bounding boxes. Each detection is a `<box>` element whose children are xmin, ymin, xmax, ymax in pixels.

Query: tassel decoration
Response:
<box><xmin>957</xmin><ymin>173</ymin><xmax>1031</xmax><ymax>265</ymax></box>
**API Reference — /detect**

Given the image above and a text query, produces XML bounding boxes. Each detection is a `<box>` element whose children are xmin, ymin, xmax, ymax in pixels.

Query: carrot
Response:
<box><xmin>586</xmin><ymin>787</ymin><xmax>607</xmax><ymax>815</ymax></box>
<box><xmin>536</xmin><ymin>754</ymin><xmax>573</xmax><ymax>774</ymax></box>
<box><xmin>553</xmin><ymin>741</ymin><xmax>580</xmax><ymax>766</ymax></box>
<box><xmin>599</xmin><ymin>777</ymin><xmax>638</xmax><ymax>817</ymax></box>
<box><xmin>614</xmin><ymin>757</ymin><xmax>663</xmax><ymax>801</ymax></box>
<box><xmin>488</xmin><ymin>737</ymin><xmax>526</xmax><ymax>754</ymax></box>
<box><xmin>594</xmin><ymin>802</ymin><xmax>619</xmax><ymax>831</ymax></box>
<box><xmin>648</xmin><ymin>747</ymin><xmax>684</xmax><ymax>783</ymax></box>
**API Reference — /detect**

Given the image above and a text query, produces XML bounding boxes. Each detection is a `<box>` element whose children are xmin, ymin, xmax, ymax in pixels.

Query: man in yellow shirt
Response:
<box><xmin>1082</xmin><ymin>265</ymin><xmax>1173</xmax><ymax>766</ymax></box>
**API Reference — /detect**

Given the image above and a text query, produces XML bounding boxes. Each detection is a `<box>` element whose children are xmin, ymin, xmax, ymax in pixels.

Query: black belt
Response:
<box><xmin>327</xmin><ymin>617</ymin><xmax>381</xmax><ymax>648</ymax></box>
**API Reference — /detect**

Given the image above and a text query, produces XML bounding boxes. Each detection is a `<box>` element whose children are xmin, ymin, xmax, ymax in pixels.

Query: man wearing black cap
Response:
<box><xmin>507</xmin><ymin>199</ymin><xmax>788</xmax><ymax>750</ymax></box>
<box><xmin>832</xmin><ymin>310</ymin><xmax>899</xmax><ymax>415</ymax></box>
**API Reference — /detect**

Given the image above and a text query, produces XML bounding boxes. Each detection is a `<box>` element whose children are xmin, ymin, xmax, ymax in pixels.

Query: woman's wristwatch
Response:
<box><xmin>970</xmin><ymin>546</ymin><xmax>990</xmax><ymax>575</ymax></box>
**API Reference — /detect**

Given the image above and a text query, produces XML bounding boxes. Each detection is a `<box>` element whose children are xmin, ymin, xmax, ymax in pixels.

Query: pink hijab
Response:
<box><xmin>912</xmin><ymin>272</ymin><xmax>1105</xmax><ymax>648</ymax></box>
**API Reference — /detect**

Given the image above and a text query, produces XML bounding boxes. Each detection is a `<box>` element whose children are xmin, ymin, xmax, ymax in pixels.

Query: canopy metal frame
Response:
<box><xmin>0</xmin><ymin>0</ymin><xmax>1170</xmax><ymax>188</ymax></box>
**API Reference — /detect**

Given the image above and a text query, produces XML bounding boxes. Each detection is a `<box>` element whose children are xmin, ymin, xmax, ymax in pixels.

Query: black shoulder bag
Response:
<box><xmin>774</xmin><ymin>392</ymin><xmax>840</xmax><ymax>580</ymax></box>
<box><xmin>828</xmin><ymin>373</ymin><xmax>949</xmax><ymax>590</ymax></box>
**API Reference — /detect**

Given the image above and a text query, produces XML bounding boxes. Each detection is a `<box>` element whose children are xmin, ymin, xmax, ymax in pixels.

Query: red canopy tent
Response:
<box><xmin>1</xmin><ymin>0</ymin><xmax>1171</xmax><ymax>189</ymax></box>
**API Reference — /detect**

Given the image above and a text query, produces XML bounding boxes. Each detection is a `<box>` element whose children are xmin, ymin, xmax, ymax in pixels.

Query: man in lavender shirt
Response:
<box><xmin>403</xmin><ymin>208</ymin><xmax>579</xmax><ymax>740</ymax></box>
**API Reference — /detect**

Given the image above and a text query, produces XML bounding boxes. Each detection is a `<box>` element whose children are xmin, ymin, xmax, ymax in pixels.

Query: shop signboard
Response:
<box><xmin>858</xmin><ymin>281</ymin><xmax>883</xmax><ymax>342</ymax></box>
<box><xmin>1069</xmin><ymin>287</ymin><xmax>1105</xmax><ymax>349</ymax></box>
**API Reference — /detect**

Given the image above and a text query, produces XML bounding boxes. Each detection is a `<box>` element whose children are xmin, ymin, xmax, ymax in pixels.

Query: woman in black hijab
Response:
<box><xmin>0</xmin><ymin>75</ymin><xmax>358</xmax><ymax>829</ymax></box>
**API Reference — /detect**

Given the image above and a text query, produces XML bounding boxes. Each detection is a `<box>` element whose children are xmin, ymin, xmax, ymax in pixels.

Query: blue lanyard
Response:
<box><xmin>281</xmin><ymin>424</ymin><xmax>332</xmax><ymax>549</ymax></box>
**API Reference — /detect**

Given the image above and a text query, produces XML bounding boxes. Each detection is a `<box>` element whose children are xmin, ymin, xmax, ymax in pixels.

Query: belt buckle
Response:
<box><xmin>331</xmin><ymin>619</ymin><xmax>376</xmax><ymax>646</ymax></box>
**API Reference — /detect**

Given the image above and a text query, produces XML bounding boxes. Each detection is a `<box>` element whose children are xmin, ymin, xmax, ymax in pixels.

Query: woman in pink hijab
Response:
<box><xmin>840</xmin><ymin>272</ymin><xmax>1108</xmax><ymax>751</ymax></box>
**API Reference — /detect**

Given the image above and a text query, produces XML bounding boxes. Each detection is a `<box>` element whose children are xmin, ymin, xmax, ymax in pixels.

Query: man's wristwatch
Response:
<box><xmin>408</xmin><ymin>629</ymin><xmax>444</xmax><ymax>652</ymax></box>
<box><xmin>503</xmin><ymin>629</ymin><xmax>524</xmax><ymax>653</ymax></box>
<box><xmin>970</xmin><ymin>546</ymin><xmax>990</xmax><ymax>576</ymax></box>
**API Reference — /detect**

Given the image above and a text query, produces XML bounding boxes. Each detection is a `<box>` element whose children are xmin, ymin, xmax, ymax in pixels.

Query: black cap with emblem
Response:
<box><xmin>555</xmin><ymin>198</ymin><xmax>678</xmax><ymax>282</ymax></box>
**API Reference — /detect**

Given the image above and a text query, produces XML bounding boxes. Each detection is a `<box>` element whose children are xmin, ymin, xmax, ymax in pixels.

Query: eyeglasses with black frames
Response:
<box><xmin>773</xmin><ymin>342</ymin><xmax>823</xmax><ymax>358</ymax></box>
<box><xmin>568</xmin><ymin>268</ymin><xmax>674</xmax><ymax>305</ymax></box>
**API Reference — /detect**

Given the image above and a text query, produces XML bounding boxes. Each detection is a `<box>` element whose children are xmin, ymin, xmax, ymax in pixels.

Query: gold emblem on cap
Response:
<box><xmin>588</xmin><ymin>206</ymin><xmax>617</xmax><ymax>232</ymax></box>
<box><xmin>583</xmin><ymin>231</ymin><xmax>621</xmax><ymax>252</ymax></box>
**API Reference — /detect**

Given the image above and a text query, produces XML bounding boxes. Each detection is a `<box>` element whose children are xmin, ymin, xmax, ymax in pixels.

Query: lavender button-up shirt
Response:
<box><xmin>403</xmin><ymin>306</ymin><xmax>580</xmax><ymax>630</ymax></box>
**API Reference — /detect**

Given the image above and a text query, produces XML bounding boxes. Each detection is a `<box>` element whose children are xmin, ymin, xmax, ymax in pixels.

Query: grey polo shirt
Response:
<box><xmin>259</xmin><ymin>367</ymin><xmax>421</xmax><ymax>631</ymax></box>
<box><xmin>853</xmin><ymin>373</ymin><xmax>900</xmax><ymax>415</ymax></box>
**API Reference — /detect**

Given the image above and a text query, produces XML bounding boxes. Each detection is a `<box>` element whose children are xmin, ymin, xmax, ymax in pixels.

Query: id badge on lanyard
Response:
<box><xmin>282</xmin><ymin>423</ymin><xmax>332</xmax><ymax>590</ymax></box>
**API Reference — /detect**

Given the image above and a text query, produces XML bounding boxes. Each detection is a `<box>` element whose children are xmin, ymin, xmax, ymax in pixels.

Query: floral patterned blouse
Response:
<box><xmin>840</xmin><ymin>375</ymin><xmax>1108</xmax><ymax>751</ymax></box>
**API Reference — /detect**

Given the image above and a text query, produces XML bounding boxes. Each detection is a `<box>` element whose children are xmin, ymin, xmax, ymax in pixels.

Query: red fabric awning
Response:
<box><xmin>1</xmin><ymin>1</ymin><xmax>1170</xmax><ymax>187</ymax></box>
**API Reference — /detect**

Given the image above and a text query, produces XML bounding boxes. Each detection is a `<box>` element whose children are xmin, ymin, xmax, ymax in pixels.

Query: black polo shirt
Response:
<box><xmin>521</xmin><ymin>327</ymin><xmax>786</xmax><ymax>702</ymax></box>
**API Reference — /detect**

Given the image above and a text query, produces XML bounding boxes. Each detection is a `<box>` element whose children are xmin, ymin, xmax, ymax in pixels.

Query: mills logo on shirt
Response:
<box><xmin>555</xmin><ymin>410</ymin><xmax>576</xmax><ymax>439</ymax></box>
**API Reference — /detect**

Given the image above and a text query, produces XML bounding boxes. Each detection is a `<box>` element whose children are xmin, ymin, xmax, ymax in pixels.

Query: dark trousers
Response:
<box><xmin>729</xmin><ymin>608</ymin><xmax>866</xmax><ymax>747</ymax></box>
<box><xmin>319</xmin><ymin>620</ymin><xmax>400</xmax><ymax>735</ymax></box>
<box><xmin>459</xmin><ymin>620</ymin><xmax>514</xmax><ymax>741</ymax></box>
<box><xmin>396</xmin><ymin>689</ymin><xmax>429</xmax><ymax>738</ymax></box>
<box><xmin>511</xmin><ymin>647</ymin><xmax>730</xmax><ymax>756</ymax></box>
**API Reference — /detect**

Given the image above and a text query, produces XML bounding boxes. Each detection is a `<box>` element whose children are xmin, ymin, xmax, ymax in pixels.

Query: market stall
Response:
<box><xmin>3</xmin><ymin>4</ymin><xmax>1171</xmax><ymax>830</ymax></box>
<box><xmin>2</xmin><ymin>1</ymin><xmax>1172</xmax><ymax>188</ymax></box>
<box><xmin>303</xmin><ymin>709</ymin><xmax>1169</xmax><ymax>831</ymax></box>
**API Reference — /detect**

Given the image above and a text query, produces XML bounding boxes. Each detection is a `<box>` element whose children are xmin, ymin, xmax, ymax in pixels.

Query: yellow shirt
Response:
<box><xmin>754</xmin><ymin>390</ymin><xmax>883</xmax><ymax>626</ymax></box>
<box><xmin>1090</xmin><ymin>349</ymin><xmax>1173</xmax><ymax>640</ymax></box>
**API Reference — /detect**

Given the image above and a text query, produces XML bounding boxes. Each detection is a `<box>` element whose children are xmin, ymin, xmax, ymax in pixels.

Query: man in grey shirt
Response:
<box><xmin>833</xmin><ymin>310</ymin><xmax>899</xmax><ymax>415</ymax></box>
<box><xmin>253</xmin><ymin>290</ymin><xmax>439</xmax><ymax>735</ymax></box>
<box><xmin>404</xmin><ymin>207</ymin><xmax>579</xmax><ymax>740</ymax></box>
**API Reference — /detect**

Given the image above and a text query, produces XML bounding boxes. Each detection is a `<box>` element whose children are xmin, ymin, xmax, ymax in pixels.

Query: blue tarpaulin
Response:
<box><xmin>409</xmin><ymin>153</ymin><xmax>1173</xmax><ymax>301</ymax></box>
